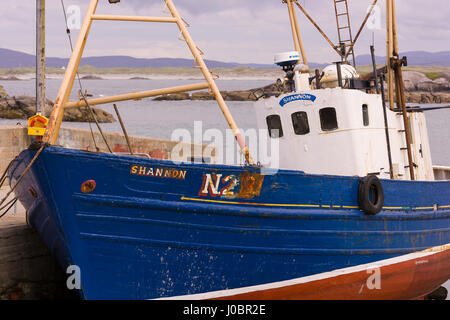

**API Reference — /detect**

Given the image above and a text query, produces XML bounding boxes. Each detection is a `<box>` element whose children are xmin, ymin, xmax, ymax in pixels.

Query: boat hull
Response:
<box><xmin>8</xmin><ymin>146</ymin><xmax>450</xmax><ymax>300</ymax></box>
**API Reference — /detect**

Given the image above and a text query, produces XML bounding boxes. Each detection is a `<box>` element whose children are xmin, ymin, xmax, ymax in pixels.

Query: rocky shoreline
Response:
<box><xmin>153</xmin><ymin>71</ymin><xmax>450</xmax><ymax>104</ymax></box>
<box><xmin>0</xmin><ymin>86</ymin><xmax>115</xmax><ymax>123</ymax></box>
<box><xmin>1</xmin><ymin>71</ymin><xmax>449</xmax><ymax>122</ymax></box>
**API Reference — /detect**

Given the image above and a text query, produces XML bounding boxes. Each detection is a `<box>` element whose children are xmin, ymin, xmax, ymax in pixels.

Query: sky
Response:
<box><xmin>0</xmin><ymin>0</ymin><xmax>449</xmax><ymax>65</ymax></box>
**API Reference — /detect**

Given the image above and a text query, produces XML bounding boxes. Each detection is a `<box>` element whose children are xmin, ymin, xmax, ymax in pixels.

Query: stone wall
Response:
<box><xmin>0</xmin><ymin>126</ymin><xmax>216</xmax><ymax>174</ymax></box>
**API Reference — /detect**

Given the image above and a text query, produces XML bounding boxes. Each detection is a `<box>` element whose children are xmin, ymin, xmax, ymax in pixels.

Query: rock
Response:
<box><xmin>80</xmin><ymin>75</ymin><xmax>104</xmax><ymax>80</ymax></box>
<box><xmin>129</xmin><ymin>77</ymin><xmax>150</xmax><ymax>80</ymax></box>
<box><xmin>404</xmin><ymin>91</ymin><xmax>450</xmax><ymax>104</ymax></box>
<box><xmin>442</xmin><ymin>72</ymin><xmax>450</xmax><ymax>82</ymax></box>
<box><xmin>64</xmin><ymin>107</ymin><xmax>115</xmax><ymax>123</ymax></box>
<box><xmin>417</xmin><ymin>78</ymin><xmax>450</xmax><ymax>92</ymax></box>
<box><xmin>191</xmin><ymin>91</ymin><xmax>215</xmax><ymax>100</ymax></box>
<box><xmin>0</xmin><ymin>85</ymin><xmax>7</xmax><ymax>99</ymax></box>
<box><xmin>153</xmin><ymin>93</ymin><xmax>190</xmax><ymax>101</ymax></box>
<box><xmin>432</xmin><ymin>78</ymin><xmax>450</xmax><ymax>91</ymax></box>
<box><xmin>0</xmin><ymin>95</ymin><xmax>115</xmax><ymax>123</ymax></box>
<box><xmin>403</xmin><ymin>71</ymin><xmax>429</xmax><ymax>91</ymax></box>
<box><xmin>0</xmin><ymin>76</ymin><xmax>21</xmax><ymax>81</ymax></box>
<box><xmin>250</xmin><ymin>83</ymin><xmax>283</xmax><ymax>95</ymax></box>
<box><xmin>148</xmin><ymin>72</ymin><xmax>450</xmax><ymax>103</ymax></box>
<box><xmin>0</xmin><ymin>95</ymin><xmax>53</xmax><ymax>119</ymax></box>
<box><xmin>223</xmin><ymin>90</ymin><xmax>256</xmax><ymax>101</ymax></box>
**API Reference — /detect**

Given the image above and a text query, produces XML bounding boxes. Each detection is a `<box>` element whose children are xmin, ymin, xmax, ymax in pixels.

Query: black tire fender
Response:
<box><xmin>358</xmin><ymin>175</ymin><xmax>384</xmax><ymax>215</ymax></box>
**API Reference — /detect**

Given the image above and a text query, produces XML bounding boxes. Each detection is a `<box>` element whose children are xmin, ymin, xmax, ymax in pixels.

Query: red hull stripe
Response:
<box><xmin>160</xmin><ymin>244</ymin><xmax>450</xmax><ymax>300</ymax></box>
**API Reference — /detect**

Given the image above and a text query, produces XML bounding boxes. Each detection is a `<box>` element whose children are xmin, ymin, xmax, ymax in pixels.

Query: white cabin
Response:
<box><xmin>254</xmin><ymin>86</ymin><xmax>435</xmax><ymax>181</ymax></box>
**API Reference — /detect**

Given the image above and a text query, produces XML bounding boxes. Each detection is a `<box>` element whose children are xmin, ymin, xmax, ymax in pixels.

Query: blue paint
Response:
<box><xmin>8</xmin><ymin>147</ymin><xmax>450</xmax><ymax>300</ymax></box>
<box><xmin>279</xmin><ymin>93</ymin><xmax>317</xmax><ymax>107</ymax></box>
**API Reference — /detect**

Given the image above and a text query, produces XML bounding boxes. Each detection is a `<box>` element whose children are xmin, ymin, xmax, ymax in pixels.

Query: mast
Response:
<box><xmin>164</xmin><ymin>0</ymin><xmax>254</xmax><ymax>165</ymax></box>
<box><xmin>285</xmin><ymin>0</ymin><xmax>308</xmax><ymax>66</ymax></box>
<box><xmin>43</xmin><ymin>0</ymin><xmax>255</xmax><ymax>165</ymax></box>
<box><xmin>386</xmin><ymin>0</ymin><xmax>415</xmax><ymax>180</ymax></box>
<box><xmin>386</xmin><ymin>0</ymin><xmax>395</xmax><ymax>110</ymax></box>
<box><xmin>36</xmin><ymin>0</ymin><xmax>46</xmax><ymax>114</ymax></box>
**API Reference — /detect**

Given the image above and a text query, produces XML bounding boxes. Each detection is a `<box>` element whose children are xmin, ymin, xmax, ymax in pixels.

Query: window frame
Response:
<box><xmin>266</xmin><ymin>114</ymin><xmax>284</xmax><ymax>138</ymax></box>
<box><xmin>319</xmin><ymin>107</ymin><xmax>339</xmax><ymax>132</ymax></box>
<box><xmin>291</xmin><ymin>111</ymin><xmax>310</xmax><ymax>135</ymax></box>
<box><xmin>362</xmin><ymin>104</ymin><xmax>370</xmax><ymax>127</ymax></box>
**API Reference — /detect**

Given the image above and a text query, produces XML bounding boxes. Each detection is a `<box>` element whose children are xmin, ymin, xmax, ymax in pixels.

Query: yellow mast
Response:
<box><xmin>387</xmin><ymin>0</ymin><xmax>415</xmax><ymax>180</ymax></box>
<box><xmin>44</xmin><ymin>0</ymin><xmax>98</xmax><ymax>145</ymax></box>
<box><xmin>285</xmin><ymin>0</ymin><xmax>308</xmax><ymax>66</ymax></box>
<box><xmin>386</xmin><ymin>0</ymin><xmax>395</xmax><ymax>110</ymax></box>
<box><xmin>43</xmin><ymin>0</ymin><xmax>255</xmax><ymax>165</ymax></box>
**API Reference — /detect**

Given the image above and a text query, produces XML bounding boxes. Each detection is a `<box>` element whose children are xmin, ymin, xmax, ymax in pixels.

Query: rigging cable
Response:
<box><xmin>60</xmin><ymin>0</ymin><xmax>111</xmax><ymax>153</ymax></box>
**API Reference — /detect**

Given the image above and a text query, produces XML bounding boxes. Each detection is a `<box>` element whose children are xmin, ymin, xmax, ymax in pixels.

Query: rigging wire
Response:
<box><xmin>60</xmin><ymin>0</ymin><xmax>110</xmax><ymax>153</ymax></box>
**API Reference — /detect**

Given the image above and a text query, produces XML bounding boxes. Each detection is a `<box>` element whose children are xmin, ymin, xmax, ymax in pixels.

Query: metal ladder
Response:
<box><xmin>333</xmin><ymin>0</ymin><xmax>356</xmax><ymax>66</ymax></box>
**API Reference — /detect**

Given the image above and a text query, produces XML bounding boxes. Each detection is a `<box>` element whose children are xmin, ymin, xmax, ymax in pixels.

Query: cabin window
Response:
<box><xmin>319</xmin><ymin>107</ymin><xmax>338</xmax><ymax>131</ymax></box>
<box><xmin>362</xmin><ymin>104</ymin><xmax>370</xmax><ymax>126</ymax></box>
<box><xmin>266</xmin><ymin>115</ymin><xmax>284</xmax><ymax>138</ymax></box>
<box><xmin>291</xmin><ymin>112</ymin><xmax>310</xmax><ymax>135</ymax></box>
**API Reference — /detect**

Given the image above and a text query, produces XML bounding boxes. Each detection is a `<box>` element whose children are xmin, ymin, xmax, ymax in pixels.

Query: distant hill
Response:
<box><xmin>1</xmin><ymin>48</ymin><xmax>449</xmax><ymax>69</ymax></box>
<box><xmin>355</xmin><ymin>51</ymin><xmax>450</xmax><ymax>67</ymax></box>
<box><xmin>0</xmin><ymin>48</ymin><xmax>276</xmax><ymax>69</ymax></box>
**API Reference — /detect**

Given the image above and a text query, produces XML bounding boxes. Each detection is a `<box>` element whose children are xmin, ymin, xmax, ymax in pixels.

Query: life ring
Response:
<box><xmin>358</xmin><ymin>175</ymin><xmax>384</xmax><ymax>215</ymax></box>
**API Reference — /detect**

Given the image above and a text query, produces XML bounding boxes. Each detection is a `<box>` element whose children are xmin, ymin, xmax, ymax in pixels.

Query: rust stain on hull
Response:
<box><xmin>234</xmin><ymin>171</ymin><xmax>265</xmax><ymax>200</ymax></box>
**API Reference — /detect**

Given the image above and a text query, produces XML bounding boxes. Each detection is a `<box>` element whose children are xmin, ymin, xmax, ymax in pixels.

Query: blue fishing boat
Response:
<box><xmin>6</xmin><ymin>0</ymin><xmax>450</xmax><ymax>300</ymax></box>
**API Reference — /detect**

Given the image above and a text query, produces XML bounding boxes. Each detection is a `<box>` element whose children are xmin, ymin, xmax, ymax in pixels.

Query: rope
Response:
<box><xmin>80</xmin><ymin>93</ymin><xmax>113</xmax><ymax>153</ymax></box>
<box><xmin>0</xmin><ymin>158</ymin><xmax>15</xmax><ymax>190</ymax></box>
<box><xmin>0</xmin><ymin>198</ymin><xmax>18</xmax><ymax>219</ymax></box>
<box><xmin>60</xmin><ymin>0</ymin><xmax>84</xmax><ymax>93</ymax></box>
<box><xmin>0</xmin><ymin>144</ymin><xmax>46</xmax><ymax>219</ymax></box>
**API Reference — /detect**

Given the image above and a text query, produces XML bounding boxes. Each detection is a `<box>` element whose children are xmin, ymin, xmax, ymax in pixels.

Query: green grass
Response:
<box><xmin>424</xmin><ymin>72</ymin><xmax>443</xmax><ymax>80</ymax></box>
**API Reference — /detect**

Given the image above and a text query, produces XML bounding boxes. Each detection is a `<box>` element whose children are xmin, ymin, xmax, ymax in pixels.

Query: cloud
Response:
<box><xmin>0</xmin><ymin>0</ymin><xmax>448</xmax><ymax>64</ymax></box>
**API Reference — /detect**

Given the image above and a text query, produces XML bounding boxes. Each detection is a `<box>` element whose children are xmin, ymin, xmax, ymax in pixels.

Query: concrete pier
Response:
<box><xmin>0</xmin><ymin>188</ymin><xmax>77</xmax><ymax>300</ymax></box>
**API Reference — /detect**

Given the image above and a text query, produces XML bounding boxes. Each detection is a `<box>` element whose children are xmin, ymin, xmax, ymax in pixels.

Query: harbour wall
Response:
<box><xmin>0</xmin><ymin>126</ymin><xmax>216</xmax><ymax>174</ymax></box>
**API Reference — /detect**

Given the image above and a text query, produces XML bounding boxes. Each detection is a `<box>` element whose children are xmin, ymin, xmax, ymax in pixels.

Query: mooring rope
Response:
<box><xmin>0</xmin><ymin>144</ymin><xmax>46</xmax><ymax>219</ymax></box>
<box><xmin>0</xmin><ymin>198</ymin><xmax>18</xmax><ymax>219</ymax></box>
